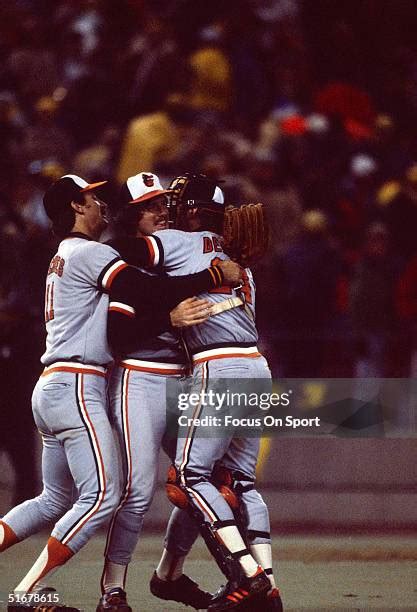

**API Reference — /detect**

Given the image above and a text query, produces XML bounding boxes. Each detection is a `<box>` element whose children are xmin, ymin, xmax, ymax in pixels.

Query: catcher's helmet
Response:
<box><xmin>168</xmin><ymin>173</ymin><xmax>224</xmax><ymax>209</ymax></box>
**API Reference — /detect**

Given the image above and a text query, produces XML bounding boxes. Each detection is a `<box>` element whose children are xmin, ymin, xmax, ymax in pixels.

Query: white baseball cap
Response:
<box><xmin>121</xmin><ymin>172</ymin><xmax>170</xmax><ymax>205</ymax></box>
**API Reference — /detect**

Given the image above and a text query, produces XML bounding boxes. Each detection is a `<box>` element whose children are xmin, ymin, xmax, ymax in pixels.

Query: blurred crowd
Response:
<box><xmin>2</xmin><ymin>1</ymin><xmax>417</xmax><ymax>487</ymax></box>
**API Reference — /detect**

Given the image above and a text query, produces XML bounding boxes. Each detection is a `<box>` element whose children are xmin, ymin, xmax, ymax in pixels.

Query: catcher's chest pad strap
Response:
<box><xmin>210</xmin><ymin>296</ymin><xmax>254</xmax><ymax>321</ymax></box>
<box><xmin>210</xmin><ymin>296</ymin><xmax>243</xmax><ymax>316</ymax></box>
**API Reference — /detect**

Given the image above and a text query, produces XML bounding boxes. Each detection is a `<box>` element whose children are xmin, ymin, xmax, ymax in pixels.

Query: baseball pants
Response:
<box><xmin>2</xmin><ymin>368</ymin><xmax>119</xmax><ymax>553</ymax></box>
<box><xmin>104</xmin><ymin>363</ymin><xmax>199</xmax><ymax>566</ymax></box>
<box><xmin>174</xmin><ymin>355</ymin><xmax>271</xmax><ymax>542</ymax></box>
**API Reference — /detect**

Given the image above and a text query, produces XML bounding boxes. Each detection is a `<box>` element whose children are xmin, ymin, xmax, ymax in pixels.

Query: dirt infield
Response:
<box><xmin>0</xmin><ymin>534</ymin><xmax>416</xmax><ymax>611</ymax></box>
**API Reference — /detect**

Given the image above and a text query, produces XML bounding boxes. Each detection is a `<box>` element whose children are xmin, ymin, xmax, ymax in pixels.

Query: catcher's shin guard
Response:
<box><xmin>199</xmin><ymin>521</ymin><xmax>242</xmax><ymax>584</ymax></box>
<box><xmin>166</xmin><ymin>465</ymin><xmax>189</xmax><ymax>509</ymax></box>
<box><xmin>165</xmin><ymin>466</ymin><xmax>242</xmax><ymax>582</ymax></box>
<box><xmin>212</xmin><ymin>465</ymin><xmax>251</xmax><ymax>545</ymax></box>
<box><xmin>211</xmin><ymin>466</ymin><xmax>240</xmax><ymax>511</ymax></box>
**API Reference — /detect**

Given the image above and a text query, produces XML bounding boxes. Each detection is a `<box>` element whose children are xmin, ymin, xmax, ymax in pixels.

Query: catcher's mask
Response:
<box><xmin>167</xmin><ymin>173</ymin><xmax>224</xmax><ymax>226</ymax></box>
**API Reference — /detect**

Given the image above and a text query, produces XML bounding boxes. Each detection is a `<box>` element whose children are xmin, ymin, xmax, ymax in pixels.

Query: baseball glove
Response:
<box><xmin>223</xmin><ymin>203</ymin><xmax>269</xmax><ymax>267</ymax></box>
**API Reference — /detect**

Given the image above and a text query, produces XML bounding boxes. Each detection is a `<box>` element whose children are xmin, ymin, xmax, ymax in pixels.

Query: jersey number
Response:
<box><xmin>45</xmin><ymin>281</ymin><xmax>55</xmax><ymax>323</ymax></box>
<box><xmin>209</xmin><ymin>257</ymin><xmax>253</xmax><ymax>304</ymax></box>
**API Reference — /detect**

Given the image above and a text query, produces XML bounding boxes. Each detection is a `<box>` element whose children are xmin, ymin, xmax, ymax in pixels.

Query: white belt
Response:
<box><xmin>42</xmin><ymin>362</ymin><xmax>107</xmax><ymax>377</ymax></box>
<box><xmin>192</xmin><ymin>346</ymin><xmax>261</xmax><ymax>364</ymax></box>
<box><xmin>119</xmin><ymin>359</ymin><xmax>186</xmax><ymax>375</ymax></box>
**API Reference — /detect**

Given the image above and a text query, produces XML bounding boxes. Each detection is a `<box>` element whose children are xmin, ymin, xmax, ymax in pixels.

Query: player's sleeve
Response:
<box><xmin>109</xmin><ymin>263</ymin><xmax>225</xmax><ymax>314</ymax></box>
<box><xmin>107</xmin><ymin>266</ymin><xmax>170</xmax><ymax>355</ymax></box>
<box><xmin>107</xmin><ymin>263</ymin><xmax>226</xmax><ymax>355</ymax></box>
<box><xmin>108</xmin><ymin>304</ymin><xmax>171</xmax><ymax>356</ymax></box>
<box><xmin>72</xmin><ymin>242</ymin><xmax>128</xmax><ymax>291</ymax></box>
<box><xmin>106</xmin><ymin>235</ymin><xmax>164</xmax><ymax>270</ymax></box>
<box><xmin>107</xmin><ymin>230</ymin><xmax>187</xmax><ymax>271</ymax></box>
<box><xmin>152</xmin><ymin>229</ymin><xmax>187</xmax><ymax>269</ymax></box>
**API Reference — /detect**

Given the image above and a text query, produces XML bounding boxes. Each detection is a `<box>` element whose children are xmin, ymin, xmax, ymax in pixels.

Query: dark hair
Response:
<box><xmin>193</xmin><ymin>204</ymin><xmax>224</xmax><ymax>234</ymax></box>
<box><xmin>114</xmin><ymin>205</ymin><xmax>145</xmax><ymax>237</ymax></box>
<box><xmin>50</xmin><ymin>193</ymin><xmax>83</xmax><ymax>237</ymax></box>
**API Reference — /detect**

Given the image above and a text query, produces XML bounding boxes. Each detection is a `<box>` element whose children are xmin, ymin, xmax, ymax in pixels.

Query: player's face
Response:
<box><xmin>135</xmin><ymin>196</ymin><xmax>168</xmax><ymax>236</ymax></box>
<box><xmin>175</xmin><ymin>202</ymin><xmax>195</xmax><ymax>231</ymax></box>
<box><xmin>83</xmin><ymin>192</ymin><xmax>108</xmax><ymax>236</ymax></box>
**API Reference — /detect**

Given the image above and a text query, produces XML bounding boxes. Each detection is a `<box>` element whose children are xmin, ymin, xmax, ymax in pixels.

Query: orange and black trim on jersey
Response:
<box><xmin>109</xmin><ymin>301</ymin><xmax>136</xmax><ymax>318</ymax></box>
<box><xmin>208</xmin><ymin>264</ymin><xmax>223</xmax><ymax>287</ymax></box>
<box><xmin>98</xmin><ymin>257</ymin><xmax>129</xmax><ymax>292</ymax></box>
<box><xmin>141</xmin><ymin>235</ymin><xmax>164</xmax><ymax>268</ymax></box>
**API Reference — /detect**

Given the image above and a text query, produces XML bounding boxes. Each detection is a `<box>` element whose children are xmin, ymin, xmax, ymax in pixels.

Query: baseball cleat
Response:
<box><xmin>236</xmin><ymin>587</ymin><xmax>284</xmax><ymax>611</ymax></box>
<box><xmin>207</xmin><ymin>567</ymin><xmax>270</xmax><ymax>611</ymax></box>
<box><xmin>96</xmin><ymin>588</ymin><xmax>132</xmax><ymax>612</ymax></box>
<box><xmin>150</xmin><ymin>571</ymin><xmax>212</xmax><ymax>609</ymax></box>
<box><xmin>265</xmin><ymin>588</ymin><xmax>284</xmax><ymax>611</ymax></box>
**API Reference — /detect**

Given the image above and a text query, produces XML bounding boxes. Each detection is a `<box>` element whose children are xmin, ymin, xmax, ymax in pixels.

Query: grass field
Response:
<box><xmin>0</xmin><ymin>534</ymin><xmax>416</xmax><ymax>611</ymax></box>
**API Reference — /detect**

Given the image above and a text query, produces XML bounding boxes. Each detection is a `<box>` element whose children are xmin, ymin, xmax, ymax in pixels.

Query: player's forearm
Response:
<box><xmin>108</xmin><ymin>260</ymin><xmax>224</xmax><ymax>314</ymax></box>
<box><xmin>108</xmin><ymin>310</ymin><xmax>172</xmax><ymax>355</ymax></box>
<box><xmin>147</xmin><ymin>266</ymin><xmax>224</xmax><ymax>311</ymax></box>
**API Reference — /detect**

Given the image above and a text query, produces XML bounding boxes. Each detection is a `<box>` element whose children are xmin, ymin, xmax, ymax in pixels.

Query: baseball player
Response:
<box><xmin>0</xmin><ymin>174</ymin><xmax>239</xmax><ymax>611</ymax></box>
<box><xmin>0</xmin><ymin>174</ymin><xmax>125</xmax><ymax>611</ymax></box>
<box><xmin>110</xmin><ymin>174</ymin><xmax>283</xmax><ymax>611</ymax></box>
<box><xmin>98</xmin><ymin>173</ymin><xmax>241</xmax><ymax>611</ymax></box>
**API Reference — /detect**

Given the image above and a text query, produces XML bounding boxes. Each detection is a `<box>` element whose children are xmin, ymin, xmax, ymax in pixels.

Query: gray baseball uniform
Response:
<box><xmin>99</xmin><ymin>250</ymin><xmax>227</xmax><ymax>584</ymax></box>
<box><xmin>144</xmin><ymin>229</ymin><xmax>271</xmax><ymax>545</ymax></box>
<box><xmin>1</xmin><ymin>235</ymin><xmax>127</xmax><ymax>592</ymax></box>
<box><xmin>102</xmin><ymin>253</ymin><xmax>197</xmax><ymax>574</ymax></box>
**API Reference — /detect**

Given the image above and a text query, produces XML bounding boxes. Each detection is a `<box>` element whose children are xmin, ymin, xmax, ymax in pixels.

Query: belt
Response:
<box><xmin>192</xmin><ymin>345</ymin><xmax>261</xmax><ymax>364</ymax></box>
<box><xmin>42</xmin><ymin>361</ymin><xmax>107</xmax><ymax>378</ymax></box>
<box><xmin>119</xmin><ymin>359</ymin><xmax>186</xmax><ymax>376</ymax></box>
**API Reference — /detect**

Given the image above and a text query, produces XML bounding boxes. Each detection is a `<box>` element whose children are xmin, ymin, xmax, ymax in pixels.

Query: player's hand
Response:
<box><xmin>217</xmin><ymin>260</ymin><xmax>243</xmax><ymax>287</ymax></box>
<box><xmin>170</xmin><ymin>297</ymin><xmax>213</xmax><ymax>328</ymax></box>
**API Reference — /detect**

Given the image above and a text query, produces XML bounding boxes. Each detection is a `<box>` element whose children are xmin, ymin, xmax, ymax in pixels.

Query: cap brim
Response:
<box><xmin>129</xmin><ymin>189</ymin><xmax>170</xmax><ymax>204</ymax></box>
<box><xmin>81</xmin><ymin>180</ymin><xmax>108</xmax><ymax>192</ymax></box>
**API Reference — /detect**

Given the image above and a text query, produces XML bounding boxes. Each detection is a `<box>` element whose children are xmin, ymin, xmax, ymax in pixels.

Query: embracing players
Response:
<box><xmin>105</xmin><ymin>173</ymin><xmax>283</xmax><ymax>611</ymax></box>
<box><xmin>0</xmin><ymin>174</ymin><xmax>240</xmax><ymax>612</ymax></box>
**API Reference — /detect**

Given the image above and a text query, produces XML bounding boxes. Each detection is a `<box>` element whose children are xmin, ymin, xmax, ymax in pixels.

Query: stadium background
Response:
<box><xmin>1</xmin><ymin>0</ymin><xmax>417</xmax><ymax>534</ymax></box>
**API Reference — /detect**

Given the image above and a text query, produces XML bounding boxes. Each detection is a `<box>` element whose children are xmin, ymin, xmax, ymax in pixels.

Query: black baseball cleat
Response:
<box><xmin>96</xmin><ymin>588</ymin><xmax>132</xmax><ymax>612</ymax></box>
<box><xmin>265</xmin><ymin>588</ymin><xmax>284</xmax><ymax>611</ymax></box>
<box><xmin>207</xmin><ymin>567</ymin><xmax>270</xmax><ymax>611</ymax></box>
<box><xmin>150</xmin><ymin>571</ymin><xmax>212</xmax><ymax>609</ymax></box>
<box><xmin>237</xmin><ymin>587</ymin><xmax>284</xmax><ymax>611</ymax></box>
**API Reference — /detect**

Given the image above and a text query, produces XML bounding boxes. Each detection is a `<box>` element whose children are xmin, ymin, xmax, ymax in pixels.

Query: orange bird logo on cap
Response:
<box><xmin>143</xmin><ymin>174</ymin><xmax>154</xmax><ymax>187</ymax></box>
